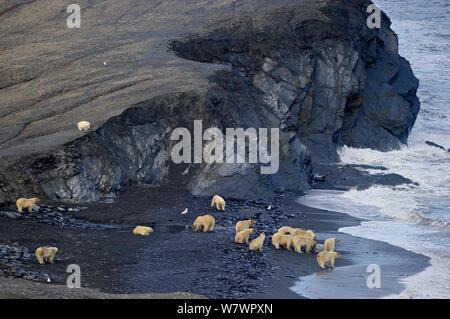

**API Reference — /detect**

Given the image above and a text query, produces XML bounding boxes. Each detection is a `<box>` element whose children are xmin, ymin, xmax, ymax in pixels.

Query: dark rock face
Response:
<box><xmin>0</xmin><ymin>91</ymin><xmax>311</xmax><ymax>202</ymax></box>
<box><xmin>312</xmin><ymin>163</ymin><xmax>415</xmax><ymax>191</ymax></box>
<box><xmin>0</xmin><ymin>204</ymin><xmax>116</xmax><ymax>230</ymax></box>
<box><xmin>0</xmin><ymin>242</ymin><xmax>42</xmax><ymax>281</ymax></box>
<box><xmin>0</xmin><ymin>0</ymin><xmax>420</xmax><ymax>203</ymax></box>
<box><xmin>170</xmin><ymin>1</ymin><xmax>420</xmax><ymax>159</ymax></box>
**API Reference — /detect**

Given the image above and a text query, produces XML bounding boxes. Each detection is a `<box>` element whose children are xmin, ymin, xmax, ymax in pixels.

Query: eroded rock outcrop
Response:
<box><xmin>0</xmin><ymin>0</ymin><xmax>419</xmax><ymax>203</ymax></box>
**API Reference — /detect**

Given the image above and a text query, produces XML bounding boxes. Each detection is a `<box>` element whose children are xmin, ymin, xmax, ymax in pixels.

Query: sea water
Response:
<box><xmin>292</xmin><ymin>0</ymin><xmax>450</xmax><ymax>298</ymax></box>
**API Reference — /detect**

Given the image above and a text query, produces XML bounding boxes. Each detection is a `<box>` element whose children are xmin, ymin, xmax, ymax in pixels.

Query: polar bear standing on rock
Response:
<box><xmin>16</xmin><ymin>197</ymin><xmax>39</xmax><ymax>213</ymax></box>
<box><xmin>35</xmin><ymin>247</ymin><xmax>58</xmax><ymax>264</ymax></box>
<box><xmin>77</xmin><ymin>121</ymin><xmax>90</xmax><ymax>131</ymax></box>
<box><xmin>193</xmin><ymin>215</ymin><xmax>215</xmax><ymax>232</ymax></box>
<box><xmin>133</xmin><ymin>226</ymin><xmax>154</xmax><ymax>236</ymax></box>
<box><xmin>249</xmin><ymin>232</ymin><xmax>265</xmax><ymax>252</ymax></box>
<box><xmin>235</xmin><ymin>228</ymin><xmax>257</xmax><ymax>245</ymax></box>
<box><xmin>211</xmin><ymin>195</ymin><xmax>225</xmax><ymax>211</ymax></box>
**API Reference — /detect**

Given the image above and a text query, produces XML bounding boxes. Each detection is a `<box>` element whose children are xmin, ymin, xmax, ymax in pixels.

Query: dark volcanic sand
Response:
<box><xmin>0</xmin><ymin>185</ymin><xmax>430</xmax><ymax>298</ymax></box>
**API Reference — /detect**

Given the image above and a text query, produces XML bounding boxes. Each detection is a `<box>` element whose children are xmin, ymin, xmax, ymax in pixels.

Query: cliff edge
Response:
<box><xmin>0</xmin><ymin>0</ymin><xmax>419</xmax><ymax>203</ymax></box>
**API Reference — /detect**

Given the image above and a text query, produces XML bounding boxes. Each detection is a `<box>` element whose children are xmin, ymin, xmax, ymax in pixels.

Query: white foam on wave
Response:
<box><xmin>383</xmin><ymin>256</ymin><xmax>450</xmax><ymax>299</ymax></box>
<box><xmin>325</xmin><ymin>0</ymin><xmax>450</xmax><ymax>298</ymax></box>
<box><xmin>299</xmin><ymin>138</ymin><xmax>450</xmax><ymax>298</ymax></box>
<box><xmin>338</xmin><ymin>144</ymin><xmax>450</xmax><ymax>226</ymax></box>
<box><xmin>339</xmin><ymin>221</ymin><xmax>450</xmax><ymax>299</ymax></box>
<box><xmin>335</xmin><ymin>144</ymin><xmax>450</xmax><ymax>298</ymax></box>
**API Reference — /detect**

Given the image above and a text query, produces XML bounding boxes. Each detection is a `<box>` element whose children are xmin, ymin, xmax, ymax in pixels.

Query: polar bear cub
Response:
<box><xmin>35</xmin><ymin>247</ymin><xmax>58</xmax><ymax>264</ymax></box>
<box><xmin>193</xmin><ymin>215</ymin><xmax>215</xmax><ymax>232</ymax></box>
<box><xmin>77</xmin><ymin>121</ymin><xmax>91</xmax><ymax>131</ymax></box>
<box><xmin>235</xmin><ymin>219</ymin><xmax>256</xmax><ymax>234</ymax></box>
<box><xmin>211</xmin><ymin>195</ymin><xmax>226</xmax><ymax>211</ymax></box>
<box><xmin>16</xmin><ymin>197</ymin><xmax>39</xmax><ymax>213</ymax></box>
<box><xmin>317</xmin><ymin>251</ymin><xmax>341</xmax><ymax>269</ymax></box>
<box><xmin>249</xmin><ymin>232</ymin><xmax>265</xmax><ymax>252</ymax></box>
<box><xmin>324</xmin><ymin>237</ymin><xmax>339</xmax><ymax>252</ymax></box>
<box><xmin>235</xmin><ymin>228</ymin><xmax>257</xmax><ymax>245</ymax></box>
<box><xmin>133</xmin><ymin>226</ymin><xmax>154</xmax><ymax>236</ymax></box>
<box><xmin>271</xmin><ymin>233</ymin><xmax>293</xmax><ymax>250</ymax></box>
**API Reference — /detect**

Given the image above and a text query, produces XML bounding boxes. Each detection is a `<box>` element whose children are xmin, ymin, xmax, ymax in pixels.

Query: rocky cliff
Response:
<box><xmin>0</xmin><ymin>0</ymin><xmax>419</xmax><ymax>204</ymax></box>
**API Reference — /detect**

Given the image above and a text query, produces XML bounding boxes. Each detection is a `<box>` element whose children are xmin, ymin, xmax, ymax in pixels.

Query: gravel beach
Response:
<box><xmin>0</xmin><ymin>185</ymin><xmax>430</xmax><ymax>298</ymax></box>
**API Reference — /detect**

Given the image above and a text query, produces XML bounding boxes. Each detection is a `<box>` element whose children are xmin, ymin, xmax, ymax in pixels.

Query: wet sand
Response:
<box><xmin>288</xmin><ymin>203</ymin><xmax>431</xmax><ymax>298</ymax></box>
<box><xmin>0</xmin><ymin>185</ymin><xmax>430</xmax><ymax>298</ymax></box>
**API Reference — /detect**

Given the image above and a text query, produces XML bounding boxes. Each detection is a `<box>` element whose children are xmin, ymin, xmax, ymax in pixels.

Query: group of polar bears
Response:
<box><xmin>191</xmin><ymin>195</ymin><xmax>342</xmax><ymax>269</ymax></box>
<box><xmin>16</xmin><ymin>193</ymin><xmax>341</xmax><ymax>269</ymax></box>
<box><xmin>13</xmin><ymin>120</ymin><xmax>90</xmax><ymax>264</ymax></box>
<box><xmin>132</xmin><ymin>196</ymin><xmax>226</xmax><ymax>234</ymax></box>
<box><xmin>16</xmin><ymin>197</ymin><xmax>58</xmax><ymax>264</ymax></box>
<box><xmin>273</xmin><ymin>226</ymin><xmax>342</xmax><ymax>269</ymax></box>
<box><xmin>15</xmin><ymin>197</ymin><xmax>58</xmax><ymax>265</ymax></box>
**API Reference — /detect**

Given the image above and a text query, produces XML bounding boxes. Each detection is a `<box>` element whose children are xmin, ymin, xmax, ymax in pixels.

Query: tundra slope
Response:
<box><xmin>0</xmin><ymin>0</ymin><xmax>419</xmax><ymax>204</ymax></box>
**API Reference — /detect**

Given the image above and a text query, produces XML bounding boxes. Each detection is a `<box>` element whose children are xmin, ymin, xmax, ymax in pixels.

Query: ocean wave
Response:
<box><xmin>337</xmin><ymin>0</ymin><xmax>450</xmax><ymax>298</ymax></box>
<box><xmin>339</xmin><ymin>186</ymin><xmax>450</xmax><ymax>231</ymax></box>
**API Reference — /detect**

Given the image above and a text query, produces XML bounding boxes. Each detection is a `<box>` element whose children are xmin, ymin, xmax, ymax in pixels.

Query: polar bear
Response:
<box><xmin>193</xmin><ymin>215</ymin><xmax>215</xmax><ymax>232</ymax></box>
<box><xmin>317</xmin><ymin>251</ymin><xmax>341</xmax><ymax>269</ymax></box>
<box><xmin>277</xmin><ymin>226</ymin><xmax>316</xmax><ymax>241</ymax></box>
<box><xmin>211</xmin><ymin>195</ymin><xmax>225</xmax><ymax>211</ymax></box>
<box><xmin>235</xmin><ymin>228</ymin><xmax>257</xmax><ymax>245</ymax></box>
<box><xmin>292</xmin><ymin>235</ymin><xmax>316</xmax><ymax>254</ymax></box>
<box><xmin>77</xmin><ymin>121</ymin><xmax>90</xmax><ymax>131</ymax></box>
<box><xmin>271</xmin><ymin>233</ymin><xmax>293</xmax><ymax>250</ymax></box>
<box><xmin>324</xmin><ymin>238</ymin><xmax>339</xmax><ymax>252</ymax></box>
<box><xmin>133</xmin><ymin>226</ymin><xmax>154</xmax><ymax>236</ymax></box>
<box><xmin>35</xmin><ymin>247</ymin><xmax>58</xmax><ymax>264</ymax></box>
<box><xmin>249</xmin><ymin>232</ymin><xmax>265</xmax><ymax>252</ymax></box>
<box><xmin>16</xmin><ymin>197</ymin><xmax>39</xmax><ymax>213</ymax></box>
<box><xmin>235</xmin><ymin>219</ymin><xmax>256</xmax><ymax>234</ymax></box>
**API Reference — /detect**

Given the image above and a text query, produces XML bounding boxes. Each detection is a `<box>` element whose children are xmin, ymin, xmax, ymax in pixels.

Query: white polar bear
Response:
<box><xmin>77</xmin><ymin>121</ymin><xmax>91</xmax><ymax>131</ymax></box>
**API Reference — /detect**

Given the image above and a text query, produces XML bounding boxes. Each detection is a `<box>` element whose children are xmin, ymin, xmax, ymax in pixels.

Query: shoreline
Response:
<box><xmin>297</xmin><ymin>187</ymin><xmax>448</xmax><ymax>299</ymax></box>
<box><xmin>0</xmin><ymin>185</ymin><xmax>431</xmax><ymax>299</ymax></box>
<box><xmin>254</xmin><ymin>199</ymin><xmax>430</xmax><ymax>299</ymax></box>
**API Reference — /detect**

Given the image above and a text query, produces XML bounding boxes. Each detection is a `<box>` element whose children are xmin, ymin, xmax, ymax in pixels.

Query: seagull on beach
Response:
<box><xmin>181</xmin><ymin>208</ymin><xmax>188</xmax><ymax>215</ymax></box>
